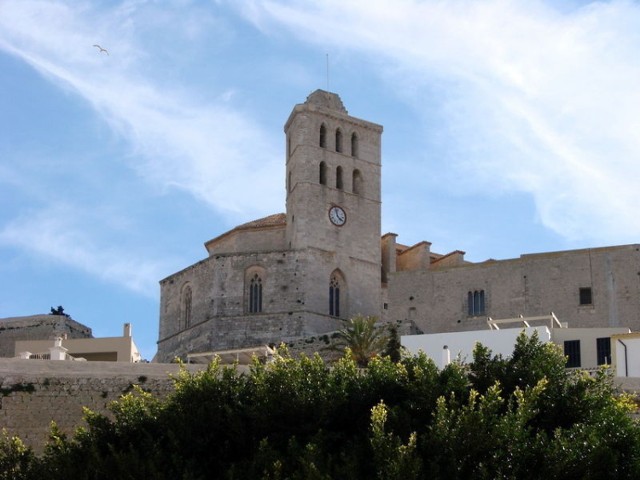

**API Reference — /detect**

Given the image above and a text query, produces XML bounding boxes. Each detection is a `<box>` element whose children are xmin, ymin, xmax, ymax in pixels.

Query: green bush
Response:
<box><xmin>2</xmin><ymin>331</ymin><xmax>639</xmax><ymax>479</ymax></box>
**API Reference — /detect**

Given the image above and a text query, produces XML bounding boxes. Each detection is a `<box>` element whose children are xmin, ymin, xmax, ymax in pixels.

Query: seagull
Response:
<box><xmin>93</xmin><ymin>44</ymin><xmax>109</xmax><ymax>55</ymax></box>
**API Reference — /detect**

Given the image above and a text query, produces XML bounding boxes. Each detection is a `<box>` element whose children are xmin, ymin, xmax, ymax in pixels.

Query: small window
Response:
<box><xmin>579</xmin><ymin>287</ymin><xmax>592</xmax><ymax>305</ymax></box>
<box><xmin>320</xmin><ymin>124</ymin><xmax>327</xmax><ymax>148</ymax></box>
<box><xmin>564</xmin><ymin>340</ymin><xmax>581</xmax><ymax>368</ymax></box>
<box><xmin>249</xmin><ymin>274</ymin><xmax>263</xmax><ymax>313</ymax></box>
<box><xmin>336</xmin><ymin>166</ymin><xmax>343</xmax><ymax>190</ymax></box>
<box><xmin>467</xmin><ymin>290</ymin><xmax>485</xmax><ymax>316</ymax></box>
<box><xmin>319</xmin><ymin>162</ymin><xmax>327</xmax><ymax>185</ymax></box>
<box><xmin>181</xmin><ymin>284</ymin><xmax>192</xmax><ymax>329</ymax></box>
<box><xmin>287</xmin><ymin>171</ymin><xmax>292</xmax><ymax>192</ymax></box>
<box><xmin>597</xmin><ymin>337</ymin><xmax>611</xmax><ymax>365</ymax></box>
<box><xmin>329</xmin><ymin>276</ymin><xmax>340</xmax><ymax>317</ymax></box>
<box><xmin>335</xmin><ymin>129</ymin><xmax>343</xmax><ymax>153</ymax></box>
<box><xmin>351</xmin><ymin>132</ymin><xmax>359</xmax><ymax>157</ymax></box>
<box><xmin>352</xmin><ymin>169</ymin><xmax>362</xmax><ymax>195</ymax></box>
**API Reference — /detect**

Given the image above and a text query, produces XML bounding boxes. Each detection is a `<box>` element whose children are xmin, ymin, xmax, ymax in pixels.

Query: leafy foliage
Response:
<box><xmin>382</xmin><ymin>322</ymin><xmax>404</xmax><ymax>363</ymax></box>
<box><xmin>330</xmin><ymin>315</ymin><xmax>388</xmax><ymax>366</ymax></box>
<box><xmin>2</xmin><ymin>331</ymin><xmax>639</xmax><ymax>479</ymax></box>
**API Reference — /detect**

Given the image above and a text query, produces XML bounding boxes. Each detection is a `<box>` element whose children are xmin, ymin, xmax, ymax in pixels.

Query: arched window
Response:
<box><xmin>319</xmin><ymin>161</ymin><xmax>327</xmax><ymax>185</ymax></box>
<box><xmin>467</xmin><ymin>290</ymin><xmax>485</xmax><ymax>316</ymax></box>
<box><xmin>329</xmin><ymin>275</ymin><xmax>340</xmax><ymax>317</ymax></box>
<box><xmin>249</xmin><ymin>273</ymin><xmax>263</xmax><ymax>313</ymax></box>
<box><xmin>181</xmin><ymin>284</ymin><xmax>192</xmax><ymax>329</ymax></box>
<box><xmin>320</xmin><ymin>124</ymin><xmax>327</xmax><ymax>148</ymax></box>
<box><xmin>351</xmin><ymin>132</ymin><xmax>359</xmax><ymax>157</ymax></box>
<box><xmin>336</xmin><ymin>166</ymin><xmax>343</xmax><ymax>189</ymax></box>
<box><xmin>335</xmin><ymin>129</ymin><xmax>343</xmax><ymax>153</ymax></box>
<box><xmin>352</xmin><ymin>169</ymin><xmax>362</xmax><ymax>195</ymax></box>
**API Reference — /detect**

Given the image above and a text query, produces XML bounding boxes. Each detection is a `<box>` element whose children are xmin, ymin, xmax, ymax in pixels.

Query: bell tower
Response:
<box><xmin>284</xmin><ymin>90</ymin><xmax>383</xmax><ymax>318</ymax></box>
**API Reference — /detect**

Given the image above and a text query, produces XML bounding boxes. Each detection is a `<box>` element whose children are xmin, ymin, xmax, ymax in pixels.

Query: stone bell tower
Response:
<box><xmin>283</xmin><ymin>90</ymin><xmax>383</xmax><ymax>319</ymax></box>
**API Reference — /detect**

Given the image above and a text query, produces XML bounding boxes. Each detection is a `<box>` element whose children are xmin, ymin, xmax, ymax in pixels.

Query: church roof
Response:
<box><xmin>232</xmin><ymin>213</ymin><xmax>287</xmax><ymax>231</ymax></box>
<box><xmin>204</xmin><ymin>213</ymin><xmax>287</xmax><ymax>252</ymax></box>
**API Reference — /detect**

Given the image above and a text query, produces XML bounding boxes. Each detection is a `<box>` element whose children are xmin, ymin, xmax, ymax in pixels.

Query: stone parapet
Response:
<box><xmin>0</xmin><ymin>359</ymin><xmax>207</xmax><ymax>452</ymax></box>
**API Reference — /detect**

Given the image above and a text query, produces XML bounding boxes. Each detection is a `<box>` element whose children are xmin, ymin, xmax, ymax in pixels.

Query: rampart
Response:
<box><xmin>1</xmin><ymin>356</ymin><xmax>638</xmax><ymax>455</ymax></box>
<box><xmin>0</xmin><ymin>359</ymin><xmax>206</xmax><ymax>452</ymax></box>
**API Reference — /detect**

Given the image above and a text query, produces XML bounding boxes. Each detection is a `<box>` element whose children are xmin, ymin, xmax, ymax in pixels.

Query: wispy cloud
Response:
<box><xmin>0</xmin><ymin>203</ymin><xmax>168</xmax><ymax>296</ymax></box>
<box><xmin>239</xmin><ymin>0</ymin><xmax>640</xmax><ymax>244</ymax></box>
<box><xmin>0</xmin><ymin>0</ymin><xmax>283</xmax><ymax>294</ymax></box>
<box><xmin>0</xmin><ymin>0</ymin><xmax>282</xmax><ymax>216</ymax></box>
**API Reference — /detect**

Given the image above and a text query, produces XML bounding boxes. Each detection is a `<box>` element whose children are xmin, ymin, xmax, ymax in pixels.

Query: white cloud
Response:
<box><xmin>0</xmin><ymin>0</ymin><xmax>284</xmax><ymax>293</ymax></box>
<box><xmin>0</xmin><ymin>0</ymin><xmax>282</xmax><ymax>218</ymax></box>
<box><xmin>239</xmin><ymin>0</ymin><xmax>640</xmax><ymax>244</ymax></box>
<box><xmin>0</xmin><ymin>204</ymin><xmax>168</xmax><ymax>297</ymax></box>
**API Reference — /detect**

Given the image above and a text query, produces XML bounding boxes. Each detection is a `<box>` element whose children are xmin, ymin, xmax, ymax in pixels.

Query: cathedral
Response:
<box><xmin>156</xmin><ymin>90</ymin><xmax>640</xmax><ymax>363</ymax></box>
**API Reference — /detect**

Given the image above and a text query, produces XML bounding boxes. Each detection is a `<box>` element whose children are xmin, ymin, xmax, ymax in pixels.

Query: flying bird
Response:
<box><xmin>93</xmin><ymin>44</ymin><xmax>109</xmax><ymax>55</ymax></box>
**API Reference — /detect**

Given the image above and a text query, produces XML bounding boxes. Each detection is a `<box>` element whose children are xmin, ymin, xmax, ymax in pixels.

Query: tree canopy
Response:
<box><xmin>2</xmin><ymin>331</ymin><xmax>639</xmax><ymax>479</ymax></box>
<box><xmin>328</xmin><ymin>315</ymin><xmax>388</xmax><ymax>366</ymax></box>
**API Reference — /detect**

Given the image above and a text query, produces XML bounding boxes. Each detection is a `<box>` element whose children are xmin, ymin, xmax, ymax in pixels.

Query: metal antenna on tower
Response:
<box><xmin>326</xmin><ymin>53</ymin><xmax>330</xmax><ymax>90</ymax></box>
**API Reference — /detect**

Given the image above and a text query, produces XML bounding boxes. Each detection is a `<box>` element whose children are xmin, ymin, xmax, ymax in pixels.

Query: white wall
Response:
<box><xmin>402</xmin><ymin>327</ymin><xmax>551</xmax><ymax>370</ymax></box>
<box><xmin>614</xmin><ymin>334</ymin><xmax>640</xmax><ymax>377</ymax></box>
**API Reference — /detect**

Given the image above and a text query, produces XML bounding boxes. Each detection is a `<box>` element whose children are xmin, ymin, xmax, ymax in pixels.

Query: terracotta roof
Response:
<box><xmin>233</xmin><ymin>213</ymin><xmax>286</xmax><ymax>231</ymax></box>
<box><xmin>205</xmin><ymin>213</ymin><xmax>286</xmax><ymax>249</ymax></box>
<box><xmin>430</xmin><ymin>250</ymin><xmax>466</xmax><ymax>264</ymax></box>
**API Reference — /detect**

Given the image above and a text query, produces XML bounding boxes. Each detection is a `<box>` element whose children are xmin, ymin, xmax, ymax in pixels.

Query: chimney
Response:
<box><xmin>123</xmin><ymin>323</ymin><xmax>132</xmax><ymax>337</ymax></box>
<box><xmin>442</xmin><ymin>345</ymin><xmax>451</xmax><ymax>368</ymax></box>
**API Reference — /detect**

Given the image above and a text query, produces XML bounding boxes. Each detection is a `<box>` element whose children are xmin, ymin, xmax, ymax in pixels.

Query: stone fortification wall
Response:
<box><xmin>0</xmin><ymin>359</ymin><xmax>207</xmax><ymax>452</ymax></box>
<box><xmin>388</xmin><ymin>244</ymin><xmax>640</xmax><ymax>335</ymax></box>
<box><xmin>0</xmin><ymin>315</ymin><xmax>93</xmax><ymax>358</ymax></box>
<box><xmin>158</xmin><ymin>247</ymin><xmax>355</xmax><ymax>363</ymax></box>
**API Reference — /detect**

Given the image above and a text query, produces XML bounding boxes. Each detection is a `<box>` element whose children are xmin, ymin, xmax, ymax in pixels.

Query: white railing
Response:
<box><xmin>487</xmin><ymin>312</ymin><xmax>564</xmax><ymax>330</ymax></box>
<box><xmin>18</xmin><ymin>351</ymin><xmax>84</xmax><ymax>361</ymax></box>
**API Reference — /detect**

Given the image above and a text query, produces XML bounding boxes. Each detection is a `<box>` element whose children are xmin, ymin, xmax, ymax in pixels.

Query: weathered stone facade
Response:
<box><xmin>158</xmin><ymin>89</ymin><xmax>640</xmax><ymax>362</ymax></box>
<box><xmin>157</xmin><ymin>90</ymin><xmax>382</xmax><ymax>362</ymax></box>
<box><xmin>0</xmin><ymin>359</ymin><xmax>205</xmax><ymax>452</ymax></box>
<box><xmin>384</xmin><ymin>244</ymin><xmax>640</xmax><ymax>335</ymax></box>
<box><xmin>0</xmin><ymin>315</ymin><xmax>92</xmax><ymax>358</ymax></box>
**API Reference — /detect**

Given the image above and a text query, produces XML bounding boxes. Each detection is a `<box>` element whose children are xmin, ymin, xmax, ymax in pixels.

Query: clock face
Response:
<box><xmin>328</xmin><ymin>206</ymin><xmax>347</xmax><ymax>226</ymax></box>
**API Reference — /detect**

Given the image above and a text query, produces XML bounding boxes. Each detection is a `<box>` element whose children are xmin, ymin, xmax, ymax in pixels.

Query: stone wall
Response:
<box><xmin>387</xmin><ymin>244</ymin><xmax>640</xmax><ymax>334</ymax></box>
<box><xmin>158</xmin><ymin>245</ymin><xmax>378</xmax><ymax>363</ymax></box>
<box><xmin>0</xmin><ymin>359</ymin><xmax>207</xmax><ymax>452</ymax></box>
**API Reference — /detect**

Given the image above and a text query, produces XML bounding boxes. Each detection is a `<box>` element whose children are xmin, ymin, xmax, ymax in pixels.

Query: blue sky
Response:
<box><xmin>2</xmin><ymin>0</ymin><xmax>640</xmax><ymax>360</ymax></box>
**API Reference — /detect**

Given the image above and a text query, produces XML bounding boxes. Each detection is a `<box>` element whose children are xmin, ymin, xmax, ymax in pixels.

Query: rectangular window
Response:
<box><xmin>596</xmin><ymin>337</ymin><xmax>611</xmax><ymax>365</ymax></box>
<box><xmin>564</xmin><ymin>340</ymin><xmax>581</xmax><ymax>368</ymax></box>
<box><xmin>467</xmin><ymin>290</ymin><xmax>486</xmax><ymax>316</ymax></box>
<box><xmin>579</xmin><ymin>287</ymin><xmax>592</xmax><ymax>305</ymax></box>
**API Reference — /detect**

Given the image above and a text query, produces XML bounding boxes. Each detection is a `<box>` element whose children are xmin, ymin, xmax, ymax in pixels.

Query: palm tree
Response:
<box><xmin>331</xmin><ymin>315</ymin><xmax>388</xmax><ymax>367</ymax></box>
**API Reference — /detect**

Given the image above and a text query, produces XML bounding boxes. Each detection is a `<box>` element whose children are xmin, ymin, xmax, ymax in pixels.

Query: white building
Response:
<box><xmin>402</xmin><ymin>314</ymin><xmax>630</xmax><ymax>373</ymax></box>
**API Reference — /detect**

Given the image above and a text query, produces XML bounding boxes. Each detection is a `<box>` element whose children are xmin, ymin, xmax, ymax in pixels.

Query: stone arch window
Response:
<box><xmin>329</xmin><ymin>270</ymin><xmax>346</xmax><ymax>317</ymax></box>
<box><xmin>336</xmin><ymin>166</ymin><xmax>344</xmax><ymax>189</ymax></box>
<box><xmin>181</xmin><ymin>284</ymin><xmax>192</xmax><ymax>329</ymax></box>
<box><xmin>467</xmin><ymin>290</ymin><xmax>485</xmax><ymax>316</ymax></box>
<box><xmin>319</xmin><ymin>161</ymin><xmax>327</xmax><ymax>185</ymax></box>
<box><xmin>352</xmin><ymin>169</ymin><xmax>362</xmax><ymax>195</ymax></box>
<box><xmin>320</xmin><ymin>124</ymin><xmax>327</xmax><ymax>148</ymax></box>
<box><xmin>351</xmin><ymin>132</ymin><xmax>359</xmax><ymax>157</ymax></box>
<box><xmin>335</xmin><ymin>128</ymin><xmax>343</xmax><ymax>153</ymax></box>
<box><xmin>246</xmin><ymin>267</ymin><xmax>266</xmax><ymax>314</ymax></box>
